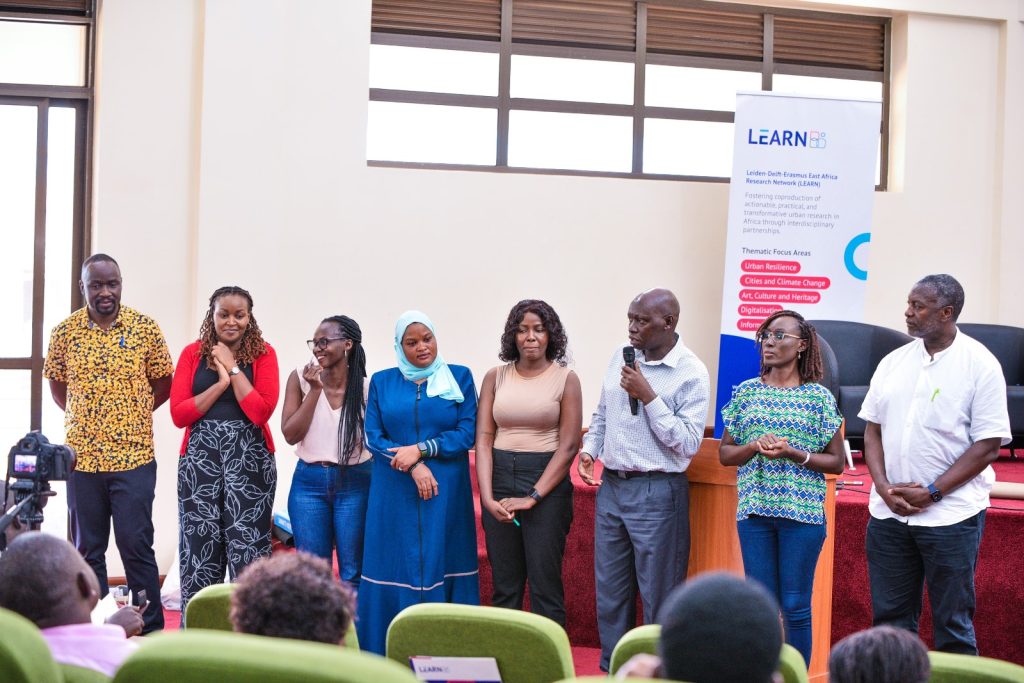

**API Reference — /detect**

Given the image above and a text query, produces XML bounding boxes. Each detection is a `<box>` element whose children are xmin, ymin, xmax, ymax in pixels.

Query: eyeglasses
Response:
<box><xmin>307</xmin><ymin>337</ymin><xmax>346</xmax><ymax>351</ymax></box>
<box><xmin>757</xmin><ymin>330</ymin><xmax>803</xmax><ymax>343</ymax></box>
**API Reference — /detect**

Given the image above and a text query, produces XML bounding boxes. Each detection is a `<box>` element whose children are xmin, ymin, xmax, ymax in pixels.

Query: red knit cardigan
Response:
<box><xmin>169</xmin><ymin>340</ymin><xmax>279</xmax><ymax>454</ymax></box>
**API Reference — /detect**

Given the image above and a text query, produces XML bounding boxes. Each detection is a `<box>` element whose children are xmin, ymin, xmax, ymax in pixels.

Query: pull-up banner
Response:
<box><xmin>714</xmin><ymin>92</ymin><xmax>882</xmax><ymax>435</ymax></box>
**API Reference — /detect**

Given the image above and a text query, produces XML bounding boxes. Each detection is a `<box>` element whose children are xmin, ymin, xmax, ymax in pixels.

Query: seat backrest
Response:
<box><xmin>112</xmin><ymin>630</ymin><xmax>415</xmax><ymax>683</ymax></box>
<box><xmin>386</xmin><ymin>603</ymin><xmax>574</xmax><ymax>683</ymax></box>
<box><xmin>927</xmin><ymin>650</ymin><xmax>1024</xmax><ymax>682</ymax></box>
<box><xmin>0</xmin><ymin>607</ymin><xmax>63</xmax><ymax>683</ymax></box>
<box><xmin>959</xmin><ymin>323</ymin><xmax>1024</xmax><ymax>385</ymax></box>
<box><xmin>816</xmin><ymin>334</ymin><xmax>841</xmax><ymax>403</ymax></box>
<box><xmin>777</xmin><ymin>643</ymin><xmax>809</xmax><ymax>683</ymax></box>
<box><xmin>184</xmin><ymin>580</ymin><xmax>359</xmax><ymax>649</ymax></box>
<box><xmin>809</xmin><ymin>320</ymin><xmax>912</xmax><ymax>386</ymax></box>
<box><xmin>60</xmin><ymin>663</ymin><xmax>112</xmax><ymax>683</ymax></box>
<box><xmin>609</xmin><ymin>624</ymin><xmax>660</xmax><ymax>675</ymax></box>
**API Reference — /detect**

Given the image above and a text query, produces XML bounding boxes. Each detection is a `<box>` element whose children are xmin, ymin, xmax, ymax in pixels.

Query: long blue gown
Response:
<box><xmin>357</xmin><ymin>365</ymin><xmax>480</xmax><ymax>654</ymax></box>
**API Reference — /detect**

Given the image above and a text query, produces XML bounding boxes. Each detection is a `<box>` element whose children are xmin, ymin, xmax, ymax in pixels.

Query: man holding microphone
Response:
<box><xmin>579</xmin><ymin>288</ymin><xmax>710</xmax><ymax>671</ymax></box>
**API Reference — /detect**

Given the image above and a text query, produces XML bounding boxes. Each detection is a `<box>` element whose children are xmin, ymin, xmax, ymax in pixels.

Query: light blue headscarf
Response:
<box><xmin>394</xmin><ymin>310</ymin><xmax>464</xmax><ymax>403</ymax></box>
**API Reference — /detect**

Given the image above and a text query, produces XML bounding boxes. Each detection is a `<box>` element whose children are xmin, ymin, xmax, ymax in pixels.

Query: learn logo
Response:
<box><xmin>808</xmin><ymin>131</ymin><xmax>827</xmax><ymax>149</ymax></box>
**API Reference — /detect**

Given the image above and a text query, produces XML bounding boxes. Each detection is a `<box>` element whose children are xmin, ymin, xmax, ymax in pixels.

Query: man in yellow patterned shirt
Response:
<box><xmin>44</xmin><ymin>254</ymin><xmax>174</xmax><ymax>633</ymax></box>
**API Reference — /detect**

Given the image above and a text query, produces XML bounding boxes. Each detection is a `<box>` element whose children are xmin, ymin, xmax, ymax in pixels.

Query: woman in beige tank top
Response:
<box><xmin>475</xmin><ymin>300</ymin><xmax>582</xmax><ymax>626</ymax></box>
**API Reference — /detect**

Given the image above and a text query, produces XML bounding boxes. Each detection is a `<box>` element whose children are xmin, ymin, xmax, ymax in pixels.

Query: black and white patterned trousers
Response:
<box><xmin>178</xmin><ymin>419</ymin><xmax>276</xmax><ymax>619</ymax></box>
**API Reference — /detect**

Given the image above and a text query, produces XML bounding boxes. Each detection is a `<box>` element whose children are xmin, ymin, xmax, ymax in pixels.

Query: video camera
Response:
<box><xmin>3</xmin><ymin>432</ymin><xmax>75</xmax><ymax>535</ymax></box>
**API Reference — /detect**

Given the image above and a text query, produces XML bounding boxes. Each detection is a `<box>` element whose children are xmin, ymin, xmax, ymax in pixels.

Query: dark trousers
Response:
<box><xmin>594</xmin><ymin>470</ymin><xmax>690</xmax><ymax>670</ymax></box>
<box><xmin>66</xmin><ymin>460</ymin><xmax>164</xmax><ymax>633</ymax></box>
<box><xmin>866</xmin><ymin>510</ymin><xmax>986</xmax><ymax>654</ymax></box>
<box><xmin>481</xmin><ymin>449</ymin><xmax>573</xmax><ymax>626</ymax></box>
<box><xmin>178</xmin><ymin>419</ymin><xmax>276</xmax><ymax>619</ymax></box>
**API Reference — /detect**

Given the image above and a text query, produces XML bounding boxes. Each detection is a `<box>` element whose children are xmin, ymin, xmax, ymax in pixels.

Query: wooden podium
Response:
<box><xmin>686</xmin><ymin>438</ymin><xmax>837</xmax><ymax>681</ymax></box>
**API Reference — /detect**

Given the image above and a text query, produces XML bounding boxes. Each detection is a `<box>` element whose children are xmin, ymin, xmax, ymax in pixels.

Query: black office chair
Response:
<box><xmin>809</xmin><ymin>320</ymin><xmax>912</xmax><ymax>450</ymax></box>
<box><xmin>959</xmin><ymin>323</ymin><xmax>1024</xmax><ymax>455</ymax></box>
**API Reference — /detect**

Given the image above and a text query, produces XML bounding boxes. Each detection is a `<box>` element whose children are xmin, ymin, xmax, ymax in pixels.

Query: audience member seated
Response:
<box><xmin>616</xmin><ymin>572</ymin><xmax>784</xmax><ymax>683</ymax></box>
<box><xmin>0</xmin><ymin>532</ymin><xmax>143</xmax><ymax>677</ymax></box>
<box><xmin>230</xmin><ymin>551</ymin><xmax>355</xmax><ymax>645</ymax></box>
<box><xmin>828</xmin><ymin>625</ymin><xmax>929</xmax><ymax>683</ymax></box>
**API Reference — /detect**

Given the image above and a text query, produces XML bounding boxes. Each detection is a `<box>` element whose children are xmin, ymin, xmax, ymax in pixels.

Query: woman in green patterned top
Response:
<box><xmin>719</xmin><ymin>310</ymin><xmax>845</xmax><ymax>666</ymax></box>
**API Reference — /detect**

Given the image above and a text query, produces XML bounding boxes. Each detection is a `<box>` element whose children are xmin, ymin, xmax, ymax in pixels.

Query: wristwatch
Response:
<box><xmin>417</xmin><ymin>441</ymin><xmax>430</xmax><ymax>458</ymax></box>
<box><xmin>228</xmin><ymin>366</ymin><xmax>241</xmax><ymax>376</ymax></box>
<box><xmin>927</xmin><ymin>482</ymin><xmax>943</xmax><ymax>503</ymax></box>
<box><xmin>527</xmin><ymin>488</ymin><xmax>543</xmax><ymax>502</ymax></box>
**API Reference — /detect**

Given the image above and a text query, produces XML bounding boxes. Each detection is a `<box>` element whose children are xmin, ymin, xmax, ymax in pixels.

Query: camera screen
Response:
<box><xmin>13</xmin><ymin>454</ymin><xmax>37</xmax><ymax>474</ymax></box>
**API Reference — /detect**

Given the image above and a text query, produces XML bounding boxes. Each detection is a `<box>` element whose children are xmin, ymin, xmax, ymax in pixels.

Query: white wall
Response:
<box><xmin>91</xmin><ymin>0</ymin><xmax>1024</xmax><ymax>576</ymax></box>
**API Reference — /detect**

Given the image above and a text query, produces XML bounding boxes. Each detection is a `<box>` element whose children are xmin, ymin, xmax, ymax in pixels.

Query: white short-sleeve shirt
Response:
<box><xmin>859</xmin><ymin>329</ymin><xmax>1011</xmax><ymax>526</ymax></box>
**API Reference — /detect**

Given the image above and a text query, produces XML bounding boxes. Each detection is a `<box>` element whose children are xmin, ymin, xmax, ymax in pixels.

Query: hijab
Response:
<box><xmin>394</xmin><ymin>310</ymin><xmax>464</xmax><ymax>403</ymax></box>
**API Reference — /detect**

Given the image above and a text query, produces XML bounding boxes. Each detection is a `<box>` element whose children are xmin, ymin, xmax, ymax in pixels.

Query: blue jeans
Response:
<box><xmin>287</xmin><ymin>459</ymin><xmax>372</xmax><ymax>586</ymax></box>
<box><xmin>866</xmin><ymin>510</ymin><xmax>986</xmax><ymax>654</ymax></box>
<box><xmin>737</xmin><ymin>515</ymin><xmax>826</xmax><ymax>665</ymax></box>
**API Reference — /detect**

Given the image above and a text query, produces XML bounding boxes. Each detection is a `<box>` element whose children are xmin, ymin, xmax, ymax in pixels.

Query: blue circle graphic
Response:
<box><xmin>844</xmin><ymin>232</ymin><xmax>871</xmax><ymax>281</ymax></box>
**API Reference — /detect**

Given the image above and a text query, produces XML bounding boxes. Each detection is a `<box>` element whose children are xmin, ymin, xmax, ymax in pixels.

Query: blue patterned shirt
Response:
<box><xmin>721</xmin><ymin>379</ymin><xmax>842</xmax><ymax>524</ymax></box>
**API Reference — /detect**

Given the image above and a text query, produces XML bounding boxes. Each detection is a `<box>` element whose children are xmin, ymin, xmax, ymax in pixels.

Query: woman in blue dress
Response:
<box><xmin>357</xmin><ymin>310</ymin><xmax>479</xmax><ymax>654</ymax></box>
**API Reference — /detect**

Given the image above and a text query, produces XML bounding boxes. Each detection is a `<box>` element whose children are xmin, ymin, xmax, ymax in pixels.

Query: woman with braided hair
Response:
<box><xmin>170</xmin><ymin>286</ymin><xmax>280</xmax><ymax>619</ymax></box>
<box><xmin>718</xmin><ymin>309</ymin><xmax>845</xmax><ymax>665</ymax></box>
<box><xmin>281</xmin><ymin>315</ymin><xmax>371</xmax><ymax>588</ymax></box>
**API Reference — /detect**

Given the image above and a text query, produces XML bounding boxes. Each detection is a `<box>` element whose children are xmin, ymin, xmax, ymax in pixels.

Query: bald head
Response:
<box><xmin>627</xmin><ymin>288</ymin><xmax>680</xmax><ymax>359</ymax></box>
<box><xmin>0</xmin><ymin>532</ymin><xmax>98</xmax><ymax>627</ymax></box>
<box><xmin>633</xmin><ymin>288</ymin><xmax>680</xmax><ymax>324</ymax></box>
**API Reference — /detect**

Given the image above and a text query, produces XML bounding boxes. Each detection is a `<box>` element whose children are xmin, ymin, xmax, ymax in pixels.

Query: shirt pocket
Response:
<box><xmin>920</xmin><ymin>386</ymin><xmax>971</xmax><ymax>437</ymax></box>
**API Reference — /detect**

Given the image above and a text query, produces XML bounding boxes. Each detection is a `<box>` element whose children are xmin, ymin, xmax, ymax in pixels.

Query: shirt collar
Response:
<box><xmin>80</xmin><ymin>306</ymin><xmax>126</xmax><ymax>330</ymax></box>
<box><xmin>638</xmin><ymin>334</ymin><xmax>685</xmax><ymax>368</ymax></box>
<box><xmin>916</xmin><ymin>326</ymin><xmax>960</xmax><ymax>365</ymax></box>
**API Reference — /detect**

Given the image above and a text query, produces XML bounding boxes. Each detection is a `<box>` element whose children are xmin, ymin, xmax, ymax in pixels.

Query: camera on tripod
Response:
<box><xmin>3</xmin><ymin>432</ymin><xmax>76</xmax><ymax>534</ymax></box>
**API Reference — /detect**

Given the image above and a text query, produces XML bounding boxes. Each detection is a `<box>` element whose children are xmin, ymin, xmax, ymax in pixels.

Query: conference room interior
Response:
<box><xmin>2</xmin><ymin>0</ymin><xmax>1023</xmax><ymax>680</ymax></box>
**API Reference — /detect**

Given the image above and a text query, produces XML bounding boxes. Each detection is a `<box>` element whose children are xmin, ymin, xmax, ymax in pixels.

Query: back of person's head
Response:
<box><xmin>230</xmin><ymin>551</ymin><xmax>355</xmax><ymax>645</ymax></box>
<box><xmin>829</xmin><ymin>626</ymin><xmax>929</xmax><ymax>683</ymax></box>
<box><xmin>658</xmin><ymin>572</ymin><xmax>782</xmax><ymax>683</ymax></box>
<box><xmin>0</xmin><ymin>531</ymin><xmax>97</xmax><ymax>628</ymax></box>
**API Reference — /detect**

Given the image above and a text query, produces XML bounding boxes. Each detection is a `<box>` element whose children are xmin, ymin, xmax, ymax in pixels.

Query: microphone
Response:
<box><xmin>622</xmin><ymin>347</ymin><xmax>639</xmax><ymax>416</ymax></box>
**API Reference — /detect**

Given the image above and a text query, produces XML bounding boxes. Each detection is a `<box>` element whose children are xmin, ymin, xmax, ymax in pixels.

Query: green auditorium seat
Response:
<box><xmin>777</xmin><ymin>643</ymin><xmax>809</xmax><ymax>683</ymax></box>
<box><xmin>60</xmin><ymin>663</ymin><xmax>112</xmax><ymax>682</ymax></box>
<box><xmin>386</xmin><ymin>603</ymin><xmax>575</xmax><ymax>683</ymax></box>
<box><xmin>112</xmin><ymin>630</ymin><xmax>415</xmax><ymax>683</ymax></box>
<box><xmin>928</xmin><ymin>651</ymin><xmax>1024</xmax><ymax>683</ymax></box>
<box><xmin>609</xmin><ymin>623</ymin><xmax>661</xmax><ymax>675</ymax></box>
<box><xmin>184</xmin><ymin>581</ymin><xmax>359</xmax><ymax>649</ymax></box>
<box><xmin>0</xmin><ymin>607</ymin><xmax>63</xmax><ymax>683</ymax></box>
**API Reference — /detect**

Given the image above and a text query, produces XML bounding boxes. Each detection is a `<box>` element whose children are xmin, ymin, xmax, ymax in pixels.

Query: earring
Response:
<box><xmin>344</xmin><ymin>349</ymin><xmax>348</xmax><ymax>358</ymax></box>
<box><xmin>798</xmin><ymin>351</ymin><xmax>802</xmax><ymax>360</ymax></box>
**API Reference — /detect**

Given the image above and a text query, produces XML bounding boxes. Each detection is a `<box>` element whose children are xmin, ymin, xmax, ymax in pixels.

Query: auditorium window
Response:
<box><xmin>0</xmin><ymin>0</ymin><xmax>95</xmax><ymax>461</ymax></box>
<box><xmin>367</xmin><ymin>0</ymin><xmax>889</xmax><ymax>188</ymax></box>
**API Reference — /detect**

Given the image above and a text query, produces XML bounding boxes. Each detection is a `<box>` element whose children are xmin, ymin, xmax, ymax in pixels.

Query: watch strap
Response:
<box><xmin>927</xmin><ymin>482</ymin><xmax>943</xmax><ymax>502</ymax></box>
<box><xmin>228</xmin><ymin>365</ymin><xmax>241</xmax><ymax>376</ymax></box>
<box><xmin>528</xmin><ymin>488</ymin><xmax>542</xmax><ymax>502</ymax></box>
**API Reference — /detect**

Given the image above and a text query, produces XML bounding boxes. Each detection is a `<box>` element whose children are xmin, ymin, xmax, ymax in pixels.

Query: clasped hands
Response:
<box><xmin>389</xmin><ymin>444</ymin><xmax>438</xmax><ymax>501</ymax></box>
<box><xmin>880</xmin><ymin>482</ymin><xmax>932</xmax><ymax>516</ymax></box>
<box><xmin>484</xmin><ymin>495</ymin><xmax>536</xmax><ymax>523</ymax></box>
<box><xmin>751</xmin><ymin>433</ymin><xmax>802</xmax><ymax>461</ymax></box>
<box><xmin>210</xmin><ymin>342</ymin><xmax>237</xmax><ymax>383</ymax></box>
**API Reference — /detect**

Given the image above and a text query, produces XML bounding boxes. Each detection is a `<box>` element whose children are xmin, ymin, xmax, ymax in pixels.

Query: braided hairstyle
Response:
<box><xmin>755</xmin><ymin>309</ymin><xmax>823</xmax><ymax>383</ymax></box>
<box><xmin>199</xmin><ymin>286</ymin><xmax>267</xmax><ymax>366</ymax></box>
<box><xmin>498</xmin><ymin>299</ymin><xmax>570</xmax><ymax>366</ymax></box>
<box><xmin>322</xmin><ymin>315</ymin><xmax>367</xmax><ymax>465</ymax></box>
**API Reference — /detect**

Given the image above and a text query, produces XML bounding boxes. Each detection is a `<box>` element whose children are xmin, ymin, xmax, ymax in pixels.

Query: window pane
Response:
<box><xmin>0</xmin><ymin>21</ymin><xmax>86</xmax><ymax>86</ymax></box>
<box><xmin>643</xmin><ymin>119</ymin><xmax>734</xmax><ymax>177</ymax></box>
<box><xmin>369</xmin><ymin>45</ymin><xmax>498</xmax><ymax>96</ymax></box>
<box><xmin>0</xmin><ymin>105</ymin><xmax>38</xmax><ymax>357</ymax></box>
<box><xmin>772</xmin><ymin>74</ymin><xmax>882</xmax><ymax>101</ymax></box>
<box><xmin>44</xmin><ymin>107</ymin><xmax>76</xmax><ymax>354</ymax></box>
<box><xmin>646</xmin><ymin>65</ymin><xmax>761</xmax><ymax>111</ymax></box>
<box><xmin>511</xmin><ymin>56</ymin><xmax>633</xmax><ymax>104</ymax></box>
<box><xmin>367</xmin><ymin>102</ymin><xmax>496</xmax><ymax>165</ymax></box>
<box><xmin>509</xmin><ymin>111</ymin><xmax>632</xmax><ymax>172</ymax></box>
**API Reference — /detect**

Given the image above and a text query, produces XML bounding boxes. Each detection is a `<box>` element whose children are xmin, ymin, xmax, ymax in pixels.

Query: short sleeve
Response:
<box><xmin>968</xmin><ymin>358</ymin><xmax>1011</xmax><ymax>445</ymax></box>
<box><xmin>816</xmin><ymin>385</ymin><xmax>843</xmax><ymax>449</ymax></box>
<box><xmin>145</xmin><ymin>320</ymin><xmax>174</xmax><ymax>380</ymax></box>
<box><xmin>43</xmin><ymin>325</ymin><xmax>68</xmax><ymax>382</ymax></box>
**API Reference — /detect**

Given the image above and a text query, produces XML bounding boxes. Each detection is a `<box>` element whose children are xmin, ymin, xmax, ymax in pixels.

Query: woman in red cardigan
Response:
<box><xmin>170</xmin><ymin>285</ymin><xmax>279</xmax><ymax>620</ymax></box>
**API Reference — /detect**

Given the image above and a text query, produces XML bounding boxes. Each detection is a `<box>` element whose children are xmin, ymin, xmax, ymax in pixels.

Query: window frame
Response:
<box><xmin>368</xmin><ymin>0</ymin><xmax>890</xmax><ymax>188</ymax></box>
<box><xmin>0</xmin><ymin>3</ymin><xmax>94</xmax><ymax>431</ymax></box>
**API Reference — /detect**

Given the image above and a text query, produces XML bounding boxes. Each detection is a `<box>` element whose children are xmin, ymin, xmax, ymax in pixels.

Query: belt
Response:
<box><xmin>308</xmin><ymin>461</ymin><xmax>338</xmax><ymax>467</ymax></box>
<box><xmin>603</xmin><ymin>467</ymin><xmax>677</xmax><ymax>480</ymax></box>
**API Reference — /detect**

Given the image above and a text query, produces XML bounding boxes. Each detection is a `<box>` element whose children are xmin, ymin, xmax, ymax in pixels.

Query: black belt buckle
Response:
<box><xmin>606</xmin><ymin>468</ymin><xmax>642</xmax><ymax>480</ymax></box>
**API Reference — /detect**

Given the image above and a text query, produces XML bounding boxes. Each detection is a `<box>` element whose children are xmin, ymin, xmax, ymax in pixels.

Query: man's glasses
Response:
<box><xmin>307</xmin><ymin>337</ymin><xmax>346</xmax><ymax>352</ymax></box>
<box><xmin>757</xmin><ymin>330</ymin><xmax>803</xmax><ymax>343</ymax></box>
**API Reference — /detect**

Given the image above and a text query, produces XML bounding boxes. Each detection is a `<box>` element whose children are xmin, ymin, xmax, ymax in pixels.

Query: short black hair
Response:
<box><xmin>915</xmin><ymin>274</ymin><xmax>965</xmax><ymax>320</ymax></box>
<box><xmin>658</xmin><ymin>572</ymin><xmax>782</xmax><ymax>683</ymax></box>
<box><xmin>230</xmin><ymin>552</ymin><xmax>356</xmax><ymax>645</ymax></box>
<box><xmin>0</xmin><ymin>532</ymin><xmax>84</xmax><ymax>626</ymax></box>
<box><xmin>829</xmin><ymin>626</ymin><xmax>930</xmax><ymax>683</ymax></box>
<box><xmin>498</xmin><ymin>299</ymin><xmax>569</xmax><ymax>366</ymax></box>
<box><xmin>80</xmin><ymin>253</ymin><xmax>120</xmax><ymax>277</ymax></box>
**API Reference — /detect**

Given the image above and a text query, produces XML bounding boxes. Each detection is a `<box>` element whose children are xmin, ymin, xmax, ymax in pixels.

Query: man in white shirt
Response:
<box><xmin>859</xmin><ymin>274</ymin><xmax>1010</xmax><ymax>655</ymax></box>
<box><xmin>578</xmin><ymin>288</ymin><xmax>710</xmax><ymax>670</ymax></box>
